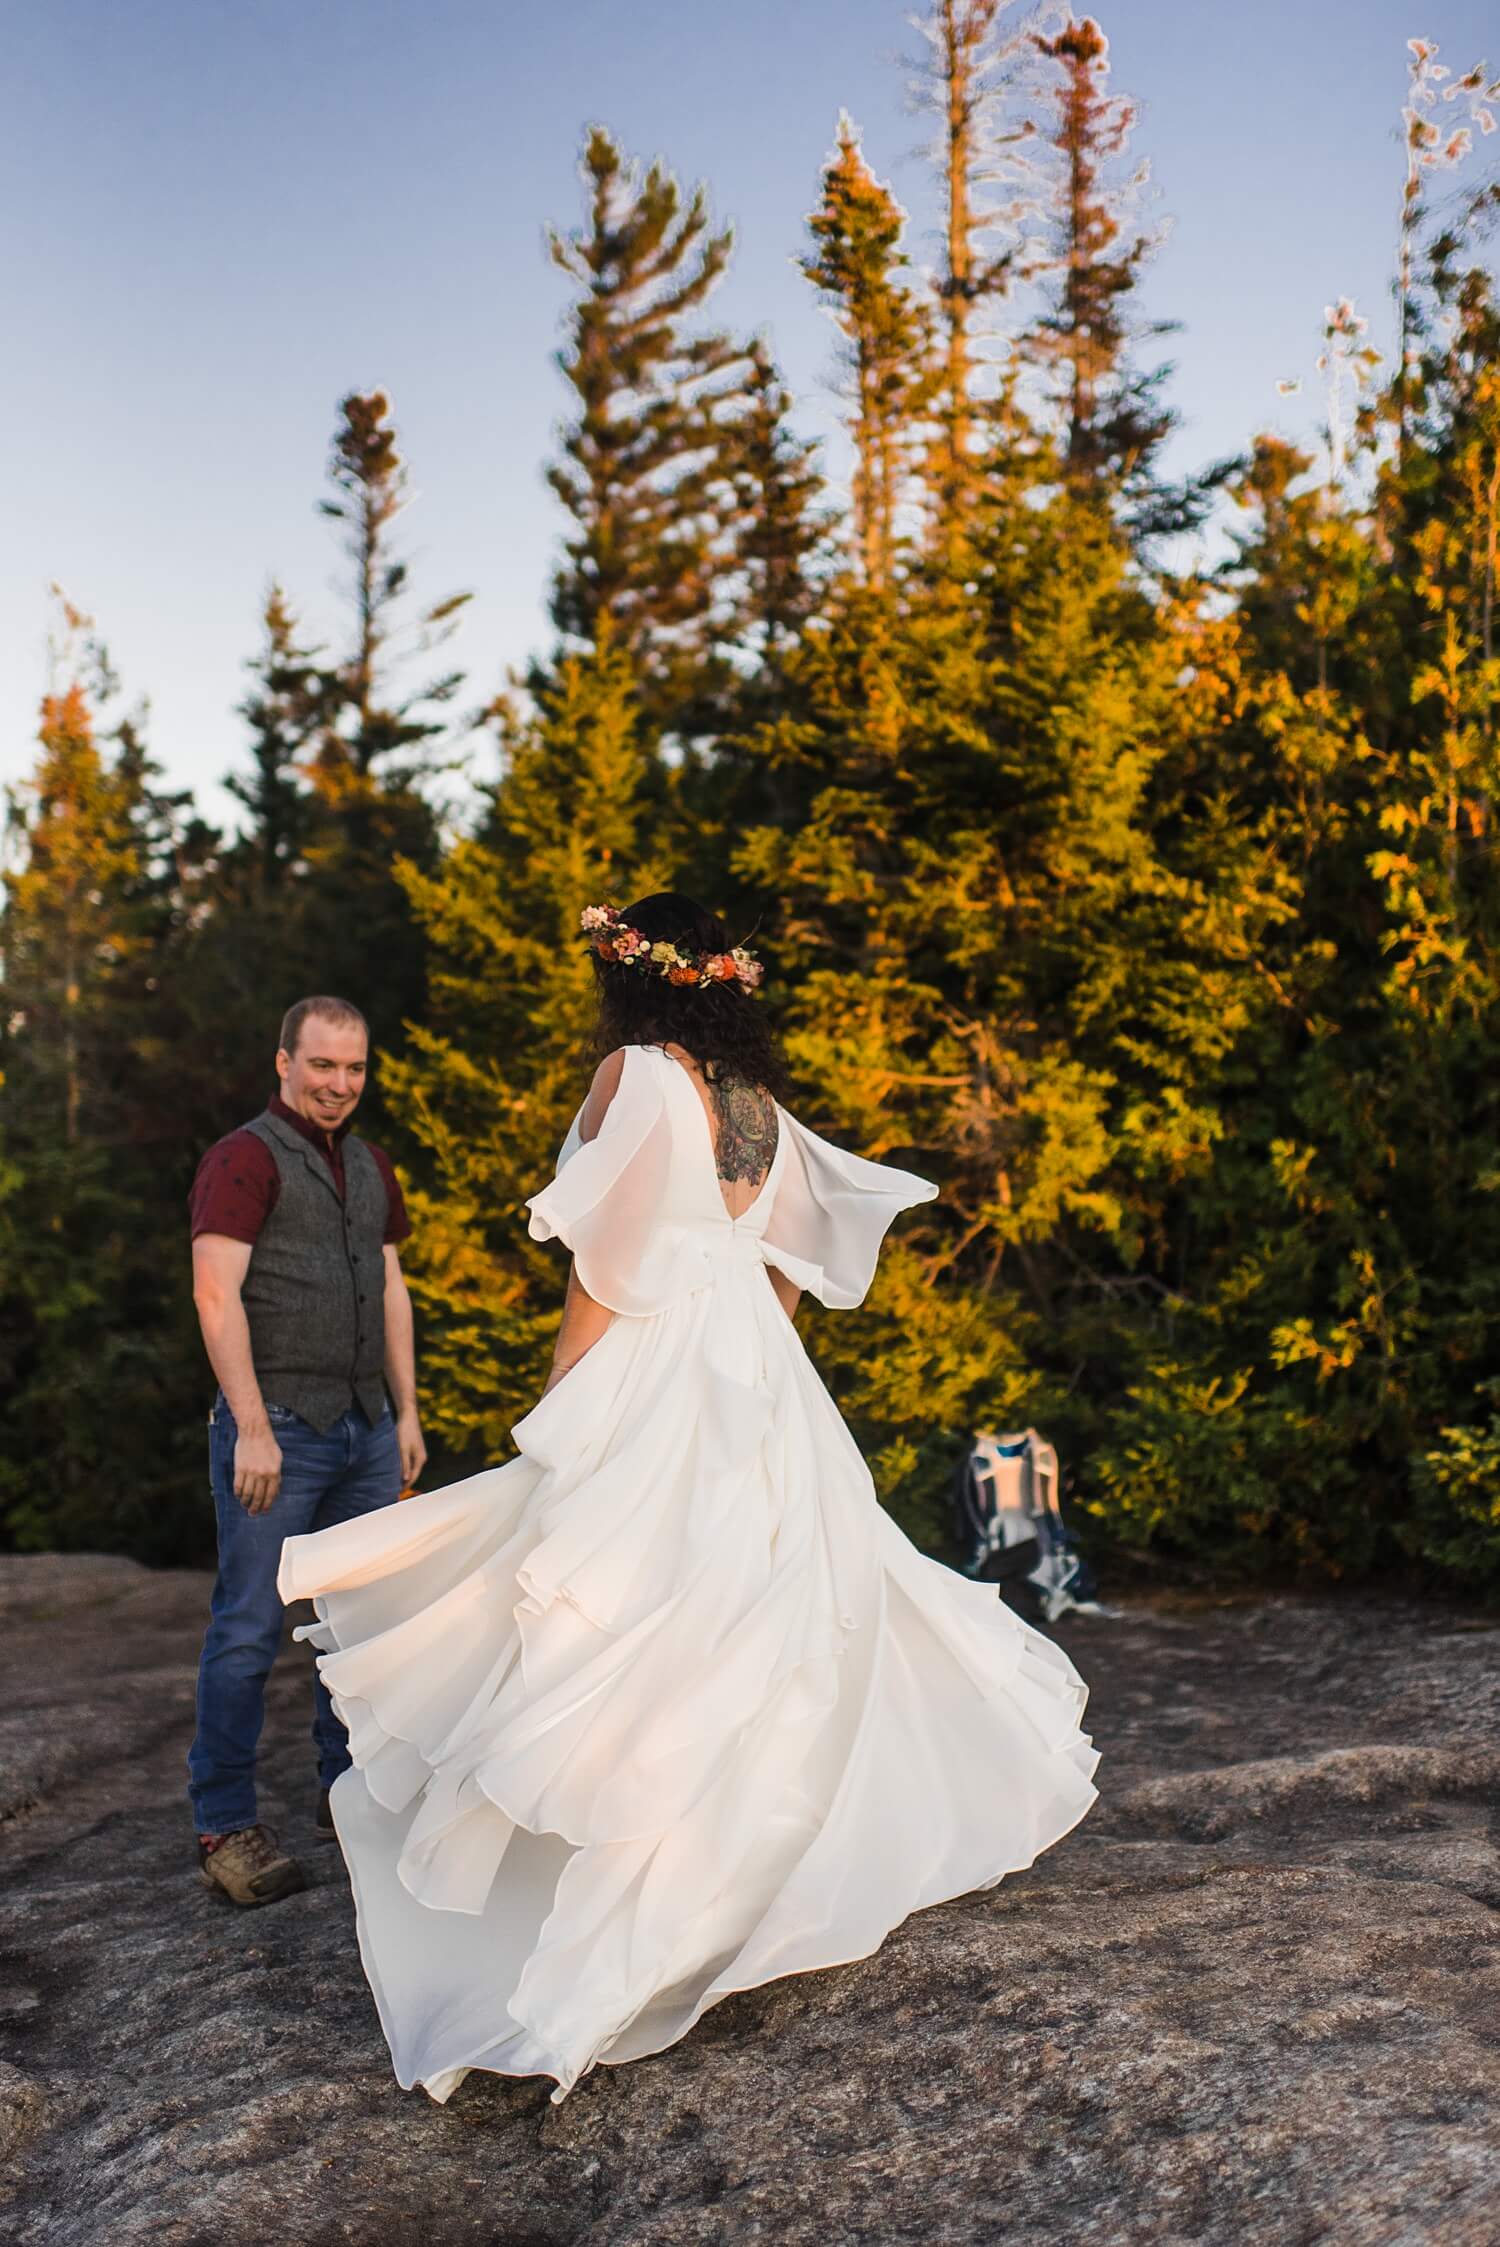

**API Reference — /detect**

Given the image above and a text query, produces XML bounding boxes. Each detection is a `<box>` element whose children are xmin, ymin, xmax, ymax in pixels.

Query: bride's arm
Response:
<box><xmin>540</xmin><ymin>1049</ymin><xmax>625</xmax><ymax>1393</ymax></box>
<box><xmin>542</xmin><ymin>1261</ymin><xmax>613</xmax><ymax>1392</ymax></box>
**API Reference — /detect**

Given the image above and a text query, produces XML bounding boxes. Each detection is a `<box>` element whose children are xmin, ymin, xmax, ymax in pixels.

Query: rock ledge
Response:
<box><xmin>1</xmin><ymin>1563</ymin><xmax>1496</xmax><ymax>2245</ymax></box>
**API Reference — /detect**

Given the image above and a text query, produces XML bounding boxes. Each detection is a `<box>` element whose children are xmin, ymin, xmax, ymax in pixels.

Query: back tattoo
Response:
<box><xmin>708</xmin><ymin>1073</ymin><xmax>779</xmax><ymax>1187</ymax></box>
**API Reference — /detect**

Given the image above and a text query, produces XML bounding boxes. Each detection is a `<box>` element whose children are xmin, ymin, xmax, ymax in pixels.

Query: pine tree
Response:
<box><xmin>728</xmin><ymin>344</ymin><xmax>1284</xmax><ymax>1556</ymax></box>
<box><xmin>1024</xmin><ymin>16</ymin><xmax>1176</xmax><ymax>517</ymax></box>
<box><xmin>674</xmin><ymin>339</ymin><xmax>830</xmax><ymax>906</ymax></box>
<box><xmin>380</xmin><ymin>636</ymin><xmax>670</xmax><ymax>1462</ymax></box>
<box><xmin>295</xmin><ymin>391</ymin><xmax>473</xmax><ymax>1080</ymax></box>
<box><xmin>312</xmin><ymin>390</ymin><xmax>473</xmax><ymax>793</ymax></box>
<box><xmin>801</xmin><ymin>118</ymin><xmax>932</xmax><ymax>590</ymax></box>
<box><xmin>226</xmin><ymin>582</ymin><xmax>323</xmax><ymax>894</ymax></box>
<box><xmin>908</xmin><ymin>0</ymin><xmax>1037</xmax><ymax>557</ymax></box>
<box><xmin>546</xmin><ymin>128</ymin><xmax>749</xmax><ymax>735</ymax></box>
<box><xmin>720</xmin><ymin>339</ymin><xmax>828</xmax><ymax>675</ymax></box>
<box><xmin>0</xmin><ymin>603</ymin><xmax>202</xmax><ymax>1150</ymax></box>
<box><xmin>1093</xmin><ymin>185</ymin><xmax>1500</xmax><ymax>1584</ymax></box>
<box><xmin>165</xmin><ymin>585</ymin><xmax>332</xmax><ymax>1135</ymax></box>
<box><xmin>0</xmin><ymin>608</ymin><xmax>207</xmax><ymax>1558</ymax></box>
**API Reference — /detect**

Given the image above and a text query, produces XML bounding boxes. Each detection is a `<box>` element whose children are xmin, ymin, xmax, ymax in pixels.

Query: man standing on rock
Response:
<box><xmin>187</xmin><ymin>996</ymin><xmax>426</xmax><ymax>1907</ymax></box>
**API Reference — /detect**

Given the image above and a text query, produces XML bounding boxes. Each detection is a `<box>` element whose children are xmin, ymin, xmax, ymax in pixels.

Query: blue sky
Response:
<box><xmin>2</xmin><ymin>0</ymin><xmax>1496</xmax><ymax>826</ymax></box>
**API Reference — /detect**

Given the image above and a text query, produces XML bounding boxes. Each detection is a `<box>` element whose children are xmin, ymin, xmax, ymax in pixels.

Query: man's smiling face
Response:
<box><xmin>276</xmin><ymin>1013</ymin><xmax>369</xmax><ymax>1135</ymax></box>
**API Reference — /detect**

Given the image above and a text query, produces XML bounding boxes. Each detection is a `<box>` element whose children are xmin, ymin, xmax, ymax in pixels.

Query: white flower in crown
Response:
<box><xmin>579</xmin><ymin>904</ymin><xmax>616</xmax><ymax>931</ymax></box>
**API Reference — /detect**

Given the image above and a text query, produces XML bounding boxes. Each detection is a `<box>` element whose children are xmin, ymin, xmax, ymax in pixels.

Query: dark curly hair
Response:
<box><xmin>590</xmin><ymin>892</ymin><xmax>791</xmax><ymax>1099</ymax></box>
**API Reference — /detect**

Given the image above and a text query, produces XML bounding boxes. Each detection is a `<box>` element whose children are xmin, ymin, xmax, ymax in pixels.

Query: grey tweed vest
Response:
<box><xmin>240</xmin><ymin>1110</ymin><xmax>389</xmax><ymax>1433</ymax></box>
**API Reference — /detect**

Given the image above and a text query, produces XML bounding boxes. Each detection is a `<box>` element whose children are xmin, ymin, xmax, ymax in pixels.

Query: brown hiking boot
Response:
<box><xmin>197</xmin><ymin>1824</ymin><xmax>306</xmax><ymax>1908</ymax></box>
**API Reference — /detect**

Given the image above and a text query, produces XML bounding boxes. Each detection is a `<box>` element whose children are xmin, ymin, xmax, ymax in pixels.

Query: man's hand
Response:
<box><xmin>397</xmin><ymin>1406</ymin><xmax>427</xmax><ymax>1489</ymax></box>
<box><xmin>234</xmin><ymin>1422</ymin><xmax>283</xmax><ymax>1515</ymax></box>
<box><xmin>383</xmin><ymin>1249</ymin><xmax>425</xmax><ymax>1490</ymax></box>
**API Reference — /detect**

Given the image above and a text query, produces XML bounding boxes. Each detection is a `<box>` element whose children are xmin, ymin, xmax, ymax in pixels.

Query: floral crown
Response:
<box><xmin>580</xmin><ymin>904</ymin><xmax>764</xmax><ymax>991</ymax></box>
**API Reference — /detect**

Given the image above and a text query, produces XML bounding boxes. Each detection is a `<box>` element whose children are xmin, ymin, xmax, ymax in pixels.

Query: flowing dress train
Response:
<box><xmin>276</xmin><ymin>1042</ymin><xmax>1098</xmax><ymax>2104</ymax></box>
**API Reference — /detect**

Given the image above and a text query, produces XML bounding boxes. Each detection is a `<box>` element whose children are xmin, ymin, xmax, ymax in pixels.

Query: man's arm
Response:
<box><xmin>191</xmin><ymin>1235</ymin><xmax>283</xmax><ymax>1516</ymax></box>
<box><xmin>382</xmin><ymin>1245</ymin><xmax>427</xmax><ymax>1486</ymax></box>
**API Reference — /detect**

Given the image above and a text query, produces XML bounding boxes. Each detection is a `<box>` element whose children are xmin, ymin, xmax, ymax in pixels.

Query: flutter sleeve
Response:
<box><xmin>524</xmin><ymin>1045</ymin><xmax>711</xmax><ymax>1316</ymax></box>
<box><xmin>759</xmin><ymin>1111</ymin><xmax>939</xmax><ymax>1310</ymax></box>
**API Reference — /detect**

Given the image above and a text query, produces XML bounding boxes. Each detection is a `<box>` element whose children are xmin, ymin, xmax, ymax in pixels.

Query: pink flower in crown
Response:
<box><xmin>615</xmin><ymin>927</ymin><xmax>650</xmax><ymax>961</ymax></box>
<box><xmin>731</xmin><ymin>948</ymin><xmax>764</xmax><ymax>989</ymax></box>
<box><xmin>580</xmin><ymin>904</ymin><xmax>617</xmax><ymax>932</ymax></box>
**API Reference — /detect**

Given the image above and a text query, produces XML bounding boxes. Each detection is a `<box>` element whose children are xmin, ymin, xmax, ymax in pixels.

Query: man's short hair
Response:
<box><xmin>279</xmin><ymin>996</ymin><xmax>369</xmax><ymax>1058</ymax></box>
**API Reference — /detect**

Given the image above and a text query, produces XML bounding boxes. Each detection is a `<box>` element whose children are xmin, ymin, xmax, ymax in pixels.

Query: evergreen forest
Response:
<box><xmin>5</xmin><ymin>11</ymin><xmax>1500</xmax><ymax>1593</ymax></box>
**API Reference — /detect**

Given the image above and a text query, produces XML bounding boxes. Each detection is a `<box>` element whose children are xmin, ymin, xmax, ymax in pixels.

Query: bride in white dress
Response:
<box><xmin>276</xmin><ymin>892</ymin><xmax>1098</xmax><ymax>2105</ymax></box>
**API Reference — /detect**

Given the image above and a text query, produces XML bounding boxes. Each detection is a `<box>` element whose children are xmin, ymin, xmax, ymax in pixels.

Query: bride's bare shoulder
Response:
<box><xmin>579</xmin><ymin>1047</ymin><xmax>629</xmax><ymax>1143</ymax></box>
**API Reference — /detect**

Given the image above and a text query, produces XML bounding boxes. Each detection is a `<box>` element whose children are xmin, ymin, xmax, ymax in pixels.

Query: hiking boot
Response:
<box><xmin>315</xmin><ymin>1785</ymin><xmax>336</xmax><ymax>1843</ymax></box>
<box><xmin>197</xmin><ymin>1824</ymin><xmax>306</xmax><ymax>1908</ymax></box>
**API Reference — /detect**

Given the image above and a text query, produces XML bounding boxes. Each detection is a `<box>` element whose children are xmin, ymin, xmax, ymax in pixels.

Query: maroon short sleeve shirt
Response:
<box><xmin>190</xmin><ymin>1095</ymin><xmax>411</xmax><ymax>1249</ymax></box>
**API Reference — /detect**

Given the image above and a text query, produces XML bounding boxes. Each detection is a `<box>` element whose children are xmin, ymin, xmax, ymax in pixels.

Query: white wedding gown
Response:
<box><xmin>276</xmin><ymin>1043</ymin><xmax>1098</xmax><ymax>2104</ymax></box>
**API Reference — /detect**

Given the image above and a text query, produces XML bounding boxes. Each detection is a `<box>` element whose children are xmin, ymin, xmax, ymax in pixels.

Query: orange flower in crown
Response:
<box><xmin>580</xmin><ymin>904</ymin><xmax>764</xmax><ymax>991</ymax></box>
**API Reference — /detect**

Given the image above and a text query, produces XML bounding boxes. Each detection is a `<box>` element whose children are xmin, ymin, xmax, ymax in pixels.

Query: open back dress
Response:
<box><xmin>276</xmin><ymin>1042</ymin><xmax>1098</xmax><ymax>2104</ymax></box>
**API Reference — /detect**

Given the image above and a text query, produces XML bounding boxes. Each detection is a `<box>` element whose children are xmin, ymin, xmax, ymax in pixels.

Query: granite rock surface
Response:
<box><xmin>0</xmin><ymin>1551</ymin><xmax>1496</xmax><ymax>2245</ymax></box>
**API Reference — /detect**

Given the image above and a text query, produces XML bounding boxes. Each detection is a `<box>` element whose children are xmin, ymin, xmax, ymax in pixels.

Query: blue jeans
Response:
<box><xmin>187</xmin><ymin>1391</ymin><xmax>401</xmax><ymax>1833</ymax></box>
